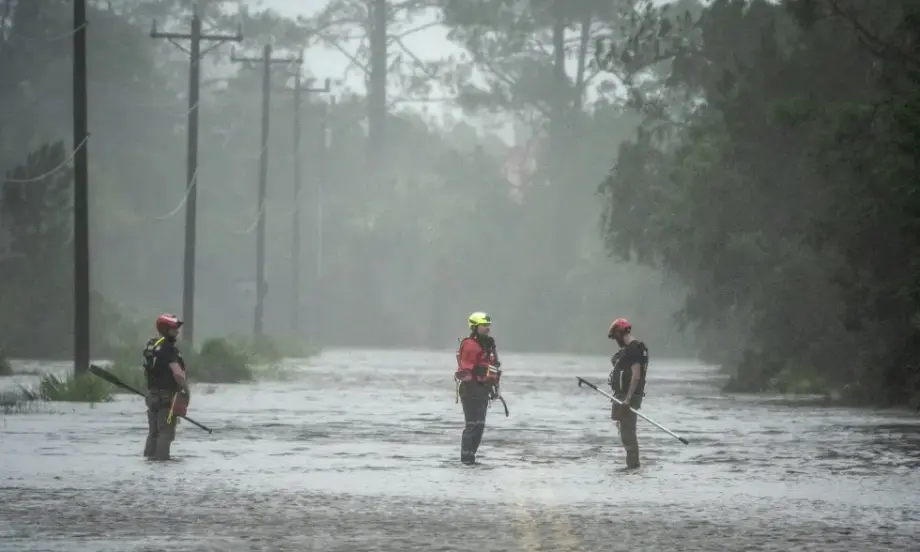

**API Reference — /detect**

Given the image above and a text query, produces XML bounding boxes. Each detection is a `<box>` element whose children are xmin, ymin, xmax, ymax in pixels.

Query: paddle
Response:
<box><xmin>88</xmin><ymin>364</ymin><xmax>213</xmax><ymax>433</ymax></box>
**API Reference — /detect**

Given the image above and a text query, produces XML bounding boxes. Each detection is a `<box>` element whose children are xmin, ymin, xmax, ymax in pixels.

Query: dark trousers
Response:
<box><xmin>144</xmin><ymin>390</ymin><xmax>178</xmax><ymax>461</ymax></box>
<box><xmin>459</xmin><ymin>381</ymin><xmax>492</xmax><ymax>463</ymax></box>
<box><xmin>612</xmin><ymin>402</ymin><xmax>640</xmax><ymax>469</ymax></box>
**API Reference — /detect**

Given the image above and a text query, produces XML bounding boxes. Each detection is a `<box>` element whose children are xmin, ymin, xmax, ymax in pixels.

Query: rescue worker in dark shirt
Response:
<box><xmin>455</xmin><ymin>311</ymin><xmax>501</xmax><ymax>464</ymax></box>
<box><xmin>143</xmin><ymin>313</ymin><xmax>190</xmax><ymax>461</ymax></box>
<box><xmin>607</xmin><ymin>317</ymin><xmax>649</xmax><ymax>469</ymax></box>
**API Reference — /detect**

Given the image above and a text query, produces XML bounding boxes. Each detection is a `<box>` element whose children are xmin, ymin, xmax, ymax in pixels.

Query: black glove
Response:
<box><xmin>493</xmin><ymin>360</ymin><xmax>501</xmax><ymax>368</ymax></box>
<box><xmin>472</xmin><ymin>365</ymin><xmax>488</xmax><ymax>378</ymax></box>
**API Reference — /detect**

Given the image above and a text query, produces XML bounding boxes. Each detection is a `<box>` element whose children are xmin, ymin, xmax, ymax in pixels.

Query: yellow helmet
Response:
<box><xmin>468</xmin><ymin>311</ymin><xmax>491</xmax><ymax>329</ymax></box>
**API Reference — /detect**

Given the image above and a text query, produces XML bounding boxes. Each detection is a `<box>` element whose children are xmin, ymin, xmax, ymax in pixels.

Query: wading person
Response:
<box><xmin>142</xmin><ymin>313</ymin><xmax>190</xmax><ymax>461</ymax></box>
<box><xmin>607</xmin><ymin>317</ymin><xmax>649</xmax><ymax>469</ymax></box>
<box><xmin>455</xmin><ymin>311</ymin><xmax>501</xmax><ymax>464</ymax></box>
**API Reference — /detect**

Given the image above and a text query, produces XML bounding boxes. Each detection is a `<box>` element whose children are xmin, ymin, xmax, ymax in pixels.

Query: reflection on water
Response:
<box><xmin>1</xmin><ymin>349</ymin><xmax>918</xmax><ymax>551</ymax></box>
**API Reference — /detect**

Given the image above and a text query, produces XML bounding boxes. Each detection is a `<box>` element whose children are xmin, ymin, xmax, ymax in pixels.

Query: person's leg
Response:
<box><xmin>460</xmin><ymin>382</ymin><xmax>488</xmax><ymax>463</ymax></box>
<box><xmin>144</xmin><ymin>395</ymin><xmax>158</xmax><ymax>458</ymax></box>
<box><xmin>151</xmin><ymin>392</ymin><xmax>178</xmax><ymax>461</ymax></box>
<box><xmin>469</xmin><ymin>384</ymin><xmax>491</xmax><ymax>455</ymax></box>
<box><xmin>619</xmin><ymin>408</ymin><xmax>640</xmax><ymax>469</ymax></box>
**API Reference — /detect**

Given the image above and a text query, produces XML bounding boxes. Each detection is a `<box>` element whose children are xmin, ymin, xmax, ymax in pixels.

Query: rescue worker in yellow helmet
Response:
<box><xmin>454</xmin><ymin>311</ymin><xmax>502</xmax><ymax>464</ymax></box>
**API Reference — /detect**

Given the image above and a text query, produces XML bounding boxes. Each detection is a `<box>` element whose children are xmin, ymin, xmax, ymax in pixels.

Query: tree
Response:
<box><xmin>0</xmin><ymin>141</ymin><xmax>73</xmax><ymax>357</ymax></box>
<box><xmin>599</xmin><ymin>0</ymin><xmax>920</xmax><ymax>405</ymax></box>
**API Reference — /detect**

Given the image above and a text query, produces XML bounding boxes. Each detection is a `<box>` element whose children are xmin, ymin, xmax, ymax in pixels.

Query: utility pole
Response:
<box><xmin>150</xmin><ymin>3</ymin><xmax>242</xmax><ymax>348</ymax></box>
<box><xmin>73</xmin><ymin>0</ymin><xmax>89</xmax><ymax>376</ymax></box>
<box><xmin>313</xmin><ymin>99</ymin><xmax>332</xmax><ymax>339</ymax></box>
<box><xmin>290</xmin><ymin>72</ymin><xmax>330</xmax><ymax>336</ymax></box>
<box><xmin>231</xmin><ymin>44</ymin><xmax>302</xmax><ymax>339</ymax></box>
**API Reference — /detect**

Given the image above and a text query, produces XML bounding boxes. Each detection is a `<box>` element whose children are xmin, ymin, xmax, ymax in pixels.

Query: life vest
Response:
<box><xmin>455</xmin><ymin>336</ymin><xmax>500</xmax><ymax>383</ymax></box>
<box><xmin>609</xmin><ymin>340</ymin><xmax>649</xmax><ymax>406</ymax></box>
<box><xmin>143</xmin><ymin>336</ymin><xmax>185</xmax><ymax>392</ymax></box>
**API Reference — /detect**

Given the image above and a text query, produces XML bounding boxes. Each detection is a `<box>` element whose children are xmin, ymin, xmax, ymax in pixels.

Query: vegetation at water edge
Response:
<box><xmin>597</xmin><ymin>0</ymin><xmax>920</xmax><ymax>407</ymax></box>
<box><xmin>102</xmin><ymin>334</ymin><xmax>316</xmax><ymax>389</ymax></box>
<box><xmin>187</xmin><ymin>338</ymin><xmax>255</xmax><ymax>384</ymax></box>
<box><xmin>36</xmin><ymin>372</ymin><xmax>114</xmax><ymax>403</ymax></box>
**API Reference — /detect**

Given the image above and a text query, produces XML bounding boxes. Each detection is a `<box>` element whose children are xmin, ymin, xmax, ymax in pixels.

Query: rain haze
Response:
<box><xmin>1</xmin><ymin>0</ymin><xmax>919</xmax><ymax>550</ymax></box>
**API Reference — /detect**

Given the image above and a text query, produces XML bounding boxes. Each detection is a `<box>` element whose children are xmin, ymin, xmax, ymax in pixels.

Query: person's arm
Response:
<box><xmin>623</xmin><ymin>345</ymin><xmax>644</xmax><ymax>405</ymax></box>
<box><xmin>488</xmin><ymin>337</ymin><xmax>501</xmax><ymax>368</ymax></box>
<box><xmin>457</xmin><ymin>340</ymin><xmax>478</xmax><ymax>371</ymax></box>
<box><xmin>170</xmin><ymin>362</ymin><xmax>188</xmax><ymax>393</ymax></box>
<box><xmin>624</xmin><ymin>363</ymin><xmax>641</xmax><ymax>405</ymax></box>
<box><xmin>161</xmin><ymin>344</ymin><xmax>188</xmax><ymax>393</ymax></box>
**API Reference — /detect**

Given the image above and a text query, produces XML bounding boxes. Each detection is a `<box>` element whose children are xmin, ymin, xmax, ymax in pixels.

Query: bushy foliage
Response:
<box><xmin>187</xmin><ymin>338</ymin><xmax>254</xmax><ymax>384</ymax></box>
<box><xmin>37</xmin><ymin>372</ymin><xmax>113</xmax><ymax>403</ymax></box>
<box><xmin>598</xmin><ymin>0</ymin><xmax>920</xmax><ymax>405</ymax></box>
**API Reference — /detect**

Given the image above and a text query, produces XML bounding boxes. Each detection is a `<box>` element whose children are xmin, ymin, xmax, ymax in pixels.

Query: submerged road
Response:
<box><xmin>1</xmin><ymin>349</ymin><xmax>919</xmax><ymax>551</ymax></box>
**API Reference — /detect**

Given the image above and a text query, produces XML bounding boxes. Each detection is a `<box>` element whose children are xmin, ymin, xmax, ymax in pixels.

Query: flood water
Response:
<box><xmin>1</xmin><ymin>349</ymin><xmax>919</xmax><ymax>551</ymax></box>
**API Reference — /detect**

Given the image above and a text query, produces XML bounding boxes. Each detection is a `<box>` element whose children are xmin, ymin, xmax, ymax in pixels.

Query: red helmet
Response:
<box><xmin>155</xmin><ymin>313</ymin><xmax>182</xmax><ymax>334</ymax></box>
<box><xmin>607</xmin><ymin>317</ymin><xmax>631</xmax><ymax>339</ymax></box>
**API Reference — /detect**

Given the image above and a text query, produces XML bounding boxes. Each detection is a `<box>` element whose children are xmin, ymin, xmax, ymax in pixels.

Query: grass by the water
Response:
<box><xmin>105</xmin><ymin>335</ymin><xmax>320</xmax><ymax>387</ymax></box>
<box><xmin>42</xmin><ymin>372</ymin><xmax>114</xmax><ymax>402</ymax></box>
<box><xmin>0</xmin><ymin>335</ymin><xmax>319</xmax><ymax>405</ymax></box>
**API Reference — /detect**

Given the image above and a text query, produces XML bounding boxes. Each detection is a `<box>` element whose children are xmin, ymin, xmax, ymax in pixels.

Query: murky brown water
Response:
<box><xmin>1</xmin><ymin>349</ymin><xmax>919</xmax><ymax>551</ymax></box>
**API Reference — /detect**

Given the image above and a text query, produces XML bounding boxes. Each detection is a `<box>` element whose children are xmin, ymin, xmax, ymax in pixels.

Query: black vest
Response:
<box><xmin>142</xmin><ymin>336</ymin><xmax>185</xmax><ymax>391</ymax></box>
<box><xmin>608</xmin><ymin>341</ymin><xmax>649</xmax><ymax>407</ymax></box>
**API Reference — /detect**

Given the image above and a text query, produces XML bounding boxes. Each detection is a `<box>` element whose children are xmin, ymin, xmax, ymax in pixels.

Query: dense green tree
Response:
<box><xmin>599</xmin><ymin>0</ymin><xmax>920</xmax><ymax>405</ymax></box>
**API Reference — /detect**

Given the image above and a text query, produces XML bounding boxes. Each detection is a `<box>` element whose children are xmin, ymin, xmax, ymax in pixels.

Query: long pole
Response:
<box><xmin>231</xmin><ymin>45</ymin><xmax>302</xmax><ymax>340</ymax></box>
<box><xmin>290</xmin><ymin>74</ymin><xmax>329</xmax><ymax>336</ymax></box>
<box><xmin>576</xmin><ymin>377</ymin><xmax>690</xmax><ymax>445</ymax></box>
<box><xmin>315</xmin><ymin>101</ymin><xmax>330</xmax><ymax>336</ymax></box>
<box><xmin>255</xmin><ymin>43</ymin><xmax>271</xmax><ymax>339</ymax></box>
<box><xmin>150</xmin><ymin>5</ymin><xmax>242</xmax><ymax>347</ymax></box>
<box><xmin>182</xmin><ymin>13</ymin><xmax>201</xmax><ymax>347</ymax></box>
<box><xmin>292</xmin><ymin>72</ymin><xmax>302</xmax><ymax>335</ymax></box>
<box><xmin>73</xmin><ymin>0</ymin><xmax>90</xmax><ymax>376</ymax></box>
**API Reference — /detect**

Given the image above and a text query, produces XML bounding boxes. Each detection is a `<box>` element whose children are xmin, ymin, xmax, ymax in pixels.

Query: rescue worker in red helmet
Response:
<box><xmin>607</xmin><ymin>317</ymin><xmax>649</xmax><ymax>469</ymax></box>
<box><xmin>455</xmin><ymin>311</ymin><xmax>501</xmax><ymax>464</ymax></box>
<box><xmin>142</xmin><ymin>313</ymin><xmax>190</xmax><ymax>461</ymax></box>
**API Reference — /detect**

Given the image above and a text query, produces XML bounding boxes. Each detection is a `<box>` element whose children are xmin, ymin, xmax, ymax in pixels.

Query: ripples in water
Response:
<box><xmin>1</xmin><ymin>349</ymin><xmax>918</xmax><ymax>551</ymax></box>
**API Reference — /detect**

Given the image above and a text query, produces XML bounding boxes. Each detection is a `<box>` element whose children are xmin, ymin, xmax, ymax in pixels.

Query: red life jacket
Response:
<box><xmin>455</xmin><ymin>336</ymin><xmax>500</xmax><ymax>383</ymax></box>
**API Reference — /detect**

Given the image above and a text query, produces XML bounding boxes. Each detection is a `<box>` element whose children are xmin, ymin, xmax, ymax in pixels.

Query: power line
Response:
<box><xmin>149</xmin><ymin>4</ymin><xmax>243</xmax><ymax>348</ymax></box>
<box><xmin>230</xmin><ymin>43</ymin><xmax>301</xmax><ymax>340</ymax></box>
<box><xmin>288</xmin><ymin>73</ymin><xmax>331</xmax><ymax>336</ymax></box>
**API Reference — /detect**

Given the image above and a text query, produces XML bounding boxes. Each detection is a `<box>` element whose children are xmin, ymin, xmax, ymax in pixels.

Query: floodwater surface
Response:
<box><xmin>1</xmin><ymin>349</ymin><xmax>919</xmax><ymax>551</ymax></box>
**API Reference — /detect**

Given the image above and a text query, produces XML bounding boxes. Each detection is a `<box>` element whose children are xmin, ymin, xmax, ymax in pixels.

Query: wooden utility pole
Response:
<box><xmin>231</xmin><ymin>44</ymin><xmax>302</xmax><ymax>339</ymax></box>
<box><xmin>290</xmin><ymin>73</ymin><xmax>330</xmax><ymax>336</ymax></box>
<box><xmin>312</xmin><ymin>99</ymin><xmax>332</xmax><ymax>339</ymax></box>
<box><xmin>367</xmin><ymin>0</ymin><xmax>388</xmax><ymax>177</ymax></box>
<box><xmin>150</xmin><ymin>4</ymin><xmax>242</xmax><ymax>347</ymax></box>
<box><xmin>73</xmin><ymin>0</ymin><xmax>90</xmax><ymax>376</ymax></box>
